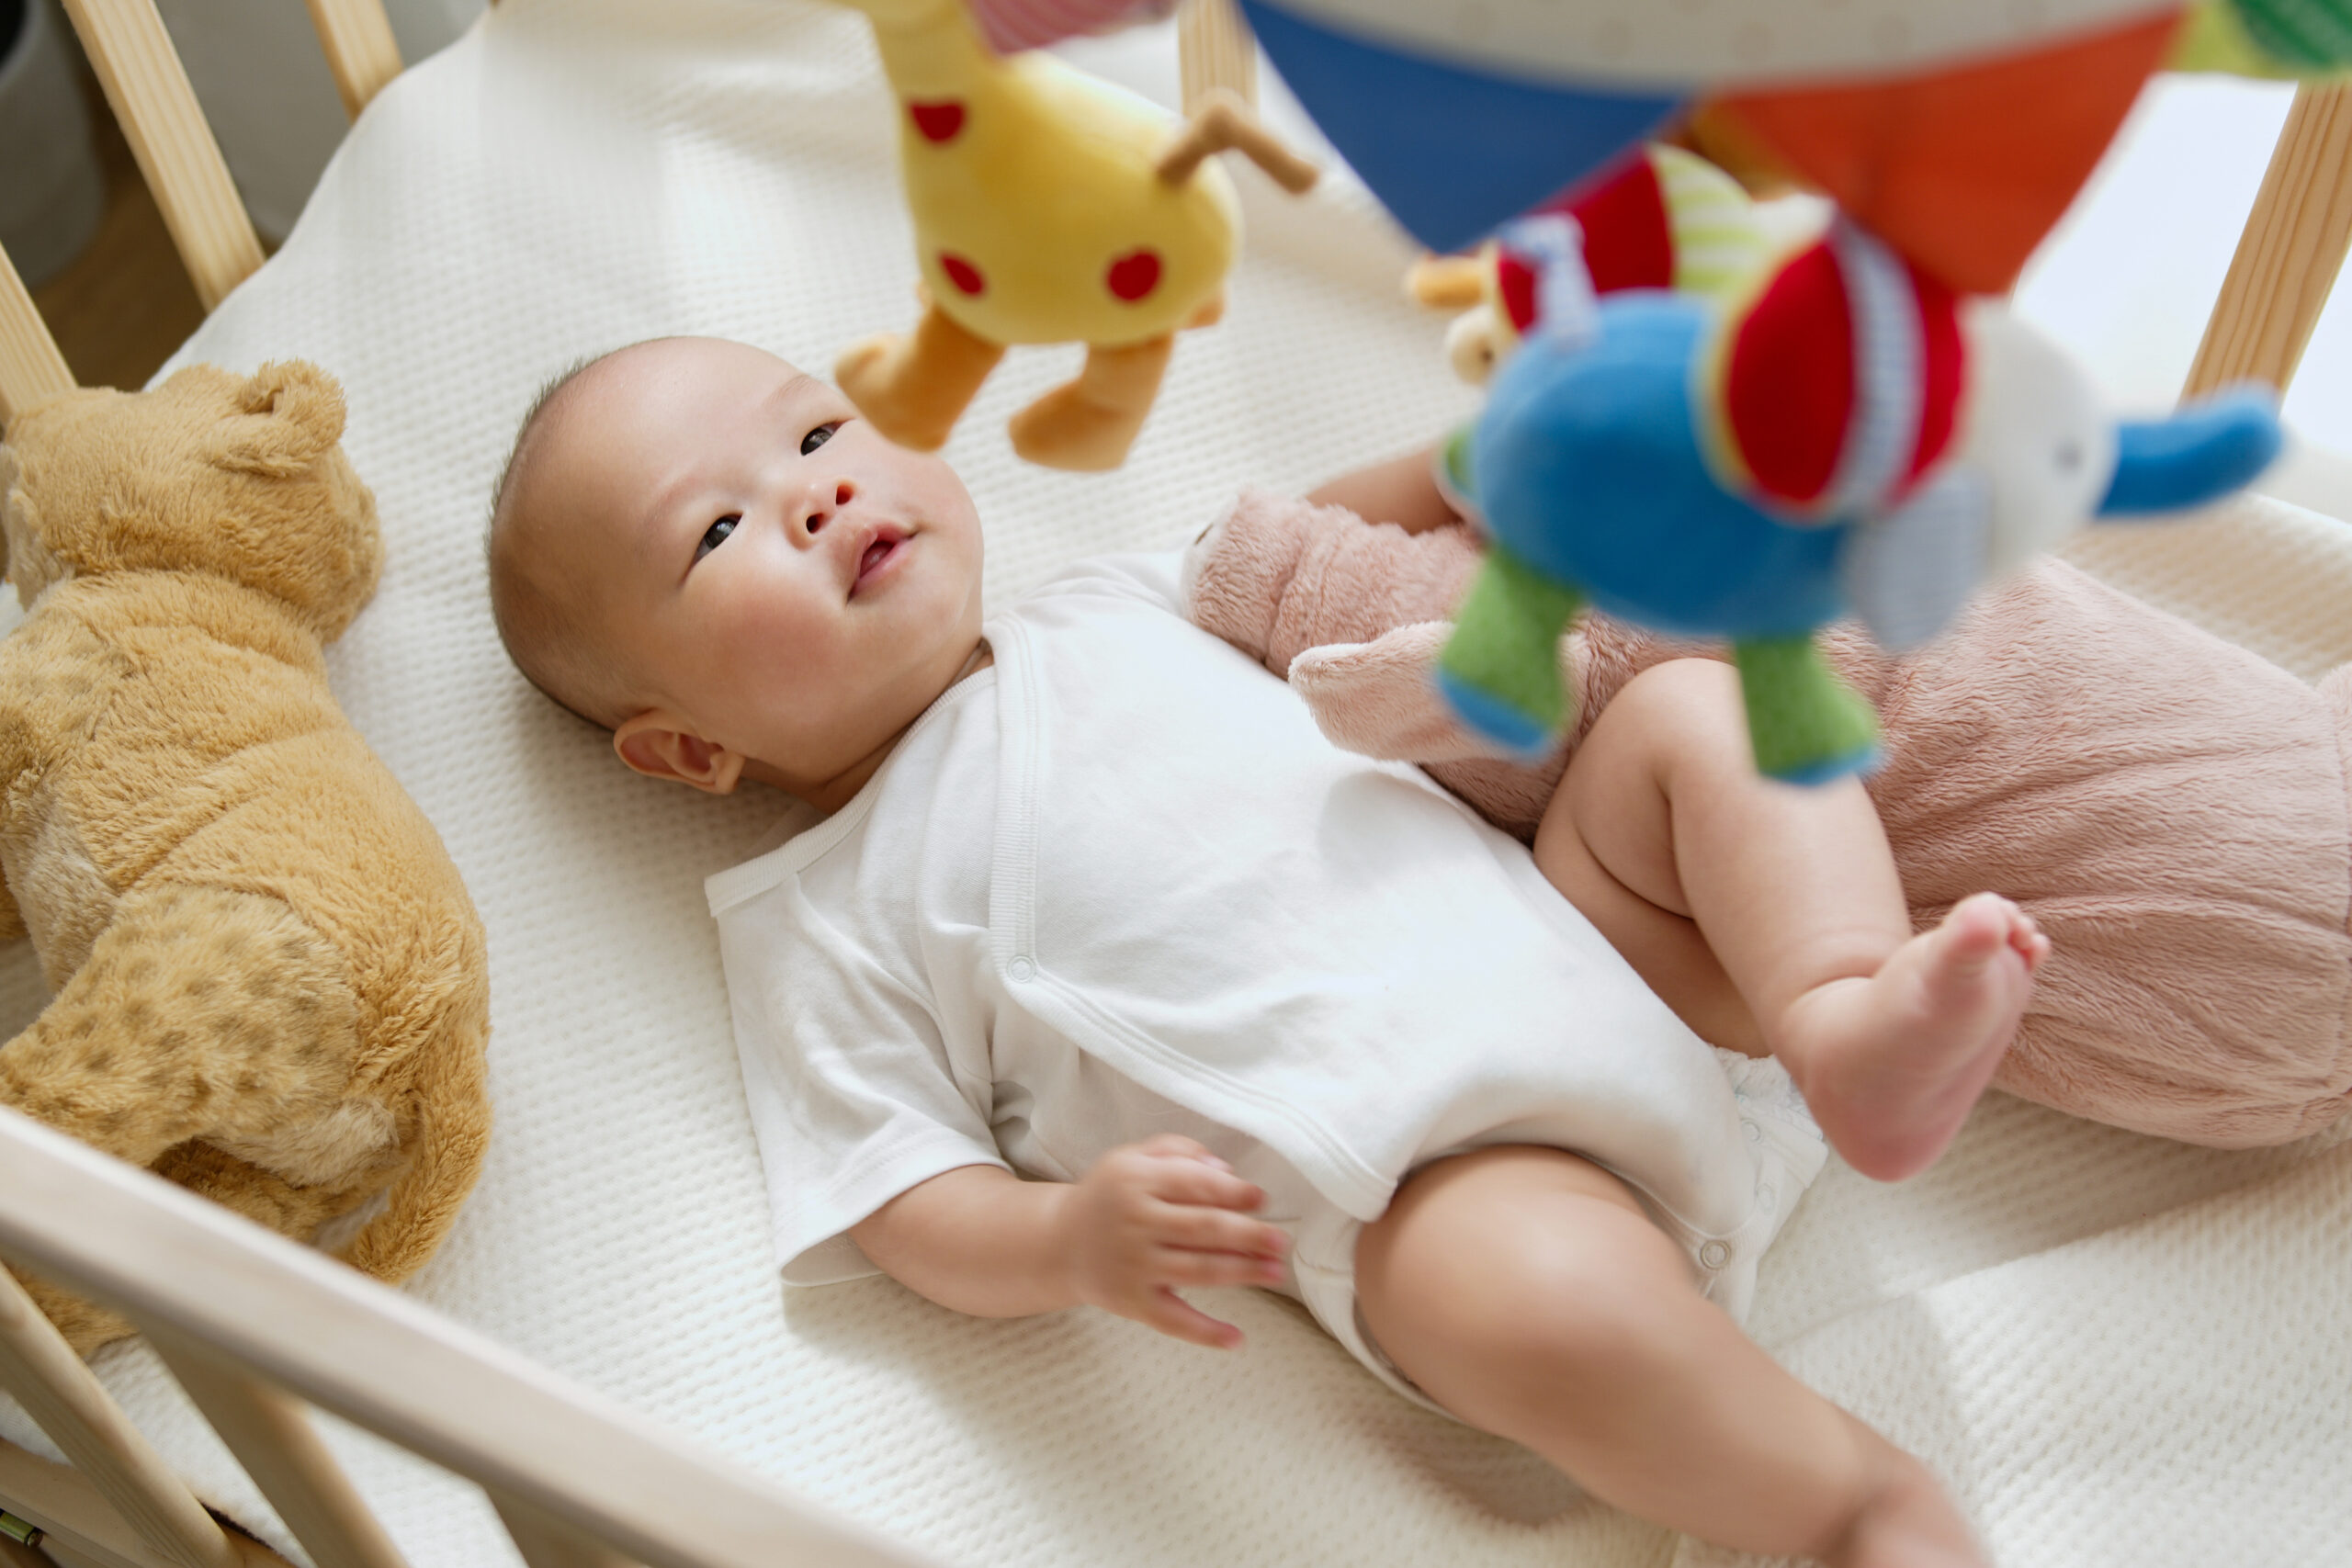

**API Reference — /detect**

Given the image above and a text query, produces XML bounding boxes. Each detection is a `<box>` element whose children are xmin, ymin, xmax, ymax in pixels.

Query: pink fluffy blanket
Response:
<box><xmin>1184</xmin><ymin>490</ymin><xmax>2352</xmax><ymax>1149</ymax></box>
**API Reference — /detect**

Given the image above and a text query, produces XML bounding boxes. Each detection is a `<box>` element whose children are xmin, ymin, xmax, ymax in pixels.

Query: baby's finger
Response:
<box><xmin>1134</xmin><ymin>1133</ymin><xmax>1227</xmax><ymax>1170</ymax></box>
<box><xmin>1153</xmin><ymin>1203</ymin><xmax>1289</xmax><ymax>1260</ymax></box>
<box><xmin>1146</xmin><ymin>1158</ymin><xmax>1266</xmax><ymax>1213</ymax></box>
<box><xmin>1139</xmin><ymin>1285</ymin><xmax>1245</xmax><ymax>1350</ymax></box>
<box><xmin>1152</xmin><ymin>1246</ymin><xmax>1287</xmax><ymax>1290</ymax></box>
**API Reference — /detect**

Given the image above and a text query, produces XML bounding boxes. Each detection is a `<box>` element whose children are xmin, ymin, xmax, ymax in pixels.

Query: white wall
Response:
<box><xmin>151</xmin><ymin>0</ymin><xmax>483</xmax><ymax>241</ymax></box>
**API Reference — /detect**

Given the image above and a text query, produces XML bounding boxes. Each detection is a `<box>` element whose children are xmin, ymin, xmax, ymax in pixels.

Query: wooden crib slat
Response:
<box><xmin>0</xmin><ymin>1438</ymin><xmax>290</xmax><ymax>1568</ymax></box>
<box><xmin>0</xmin><ymin>1273</ymin><xmax>236</xmax><ymax>1568</ymax></box>
<box><xmin>56</xmin><ymin>0</ymin><xmax>266</xmax><ymax>314</ymax></box>
<box><xmin>1178</xmin><ymin>0</ymin><xmax>1255</xmax><ymax>113</ymax></box>
<box><xmin>493</xmin><ymin>1491</ymin><xmax>640</xmax><ymax>1568</ymax></box>
<box><xmin>300</xmin><ymin>0</ymin><xmax>404</xmax><ymax>121</ymax></box>
<box><xmin>31</xmin><ymin>1536</ymin><xmax>155</xmax><ymax>1568</ymax></box>
<box><xmin>145</xmin><ymin>1337</ymin><xmax>411</xmax><ymax>1568</ymax></box>
<box><xmin>0</xmin><ymin>1108</ymin><xmax>944</xmax><ymax>1568</ymax></box>
<box><xmin>0</xmin><ymin>244</ymin><xmax>77</xmax><ymax>425</ymax></box>
<box><xmin>2186</xmin><ymin>81</ymin><xmax>2352</xmax><ymax>397</ymax></box>
<box><xmin>0</xmin><ymin>1439</ymin><xmax>289</xmax><ymax>1568</ymax></box>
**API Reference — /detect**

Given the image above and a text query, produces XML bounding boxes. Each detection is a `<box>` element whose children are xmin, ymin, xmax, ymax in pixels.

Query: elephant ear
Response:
<box><xmin>1716</xmin><ymin>240</ymin><xmax>1853</xmax><ymax>517</ymax></box>
<box><xmin>2096</xmin><ymin>389</ymin><xmax>2283</xmax><ymax>517</ymax></box>
<box><xmin>212</xmin><ymin>361</ymin><xmax>348</xmax><ymax>478</ymax></box>
<box><xmin>1840</xmin><ymin>466</ymin><xmax>1989</xmax><ymax>651</ymax></box>
<box><xmin>1714</xmin><ymin>227</ymin><xmax>1962</xmax><ymax>527</ymax></box>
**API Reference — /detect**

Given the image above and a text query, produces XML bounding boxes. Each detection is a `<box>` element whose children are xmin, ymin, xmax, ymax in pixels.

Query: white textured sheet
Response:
<box><xmin>1</xmin><ymin>3</ymin><xmax>2348</xmax><ymax>1565</ymax></box>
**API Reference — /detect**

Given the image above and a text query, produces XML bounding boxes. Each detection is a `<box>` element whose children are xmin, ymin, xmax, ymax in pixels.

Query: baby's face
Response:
<box><xmin>546</xmin><ymin>337</ymin><xmax>983</xmax><ymax>791</ymax></box>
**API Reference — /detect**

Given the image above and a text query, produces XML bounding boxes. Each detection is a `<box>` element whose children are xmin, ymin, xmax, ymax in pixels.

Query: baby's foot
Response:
<box><xmin>1781</xmin><ymin>893</ymin><xmax>2048</xmax><ymax>1182</ymax></box>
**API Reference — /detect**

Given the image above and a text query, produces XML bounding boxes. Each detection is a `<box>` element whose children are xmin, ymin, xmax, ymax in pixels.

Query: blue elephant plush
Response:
<box><xmin>1436</xmin><ymin>216</ymin><xmax>2285</xmax><ymax>783</ymax></box>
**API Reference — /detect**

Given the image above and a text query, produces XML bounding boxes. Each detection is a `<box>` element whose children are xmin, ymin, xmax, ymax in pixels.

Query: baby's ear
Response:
<box><xmin>613</xmin><ymin>714</ymin><xmax>747</xmax><ymax>795</ymax></box>
<box><xmin>213</xmin><ymin>361</ymin><xmax>348</xmax><ymax>477</ymax></box>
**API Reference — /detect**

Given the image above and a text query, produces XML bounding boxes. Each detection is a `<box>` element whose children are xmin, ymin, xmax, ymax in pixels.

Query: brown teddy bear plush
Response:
<box><xmin>0</xmin><ymin>362</ymin><xmax>491</xmax><ymax>1352</ymax></box>
<box><xmin>1185</xmin><ymin>489</ymin><xmax>2352</xmax><ymax>1150</ymax></box>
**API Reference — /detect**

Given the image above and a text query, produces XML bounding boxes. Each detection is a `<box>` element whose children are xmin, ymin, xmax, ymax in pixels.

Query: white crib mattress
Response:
<box><xmin>2</xmin><ymin>2</ymin><xmax>2349</xmax><ymax>1564</ymax></box>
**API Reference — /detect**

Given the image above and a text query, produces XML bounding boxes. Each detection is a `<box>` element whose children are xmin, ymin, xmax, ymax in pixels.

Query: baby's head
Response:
<box><xmin>487</xmin><ymin>337</ymin><xmax>984</xmax><ymax>805</ymax></box>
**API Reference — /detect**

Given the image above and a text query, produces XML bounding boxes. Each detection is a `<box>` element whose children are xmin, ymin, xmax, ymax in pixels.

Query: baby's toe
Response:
<box><xmin>1994</xmin><ymin>904</ymin><xmax>2046</xmax><ymax>964</ymax></box>
<box><xmin>1941</xmin><ymin>893</ymin><xmax>2018</xmax><ymax>963</ymax></box>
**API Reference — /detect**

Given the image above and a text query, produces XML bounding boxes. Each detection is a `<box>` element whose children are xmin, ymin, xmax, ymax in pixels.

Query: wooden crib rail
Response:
<box><xmin>0</xmin><ymin>250</ymin><xmax>75</xmax><ymax>423</ymax></box>
<box><xmin>1181</xmin><ymin>0</ymin><xmax>1254</xmax><ymax>113</ymax></box>
<box><xmin>301</xmin><ymin>0</ymin><xmax>405</xmax><ymax>122</ymax></box>
<box><xmin>0</xmin><ymin>1107</ymin><xmax>948</xmax><ymax>1568</ymax></box>
<box><xmin>57</xmin><ymin>0</ymin><xmax>402</xmax><ymax>316</ymax></box>
<box><xmin>2186</xmin><ymin>81</ymin><xmax>2352</xmax><ymax>395</ymax></box>
<box><xmin>53</xmin><ymin>0</ymin><xmax>266</xmax><ymax>314</ymax></box>
<box><xmin>0</xmin><ymin>1270</ymin><xmax>244</xmax><ymax>1568</ymax></box>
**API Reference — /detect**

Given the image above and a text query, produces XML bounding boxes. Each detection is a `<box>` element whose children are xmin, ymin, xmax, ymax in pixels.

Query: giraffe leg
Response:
<box><xmin>1729</xmin><ymin>635</ymin><xmax>1882</xmax><ymax>784</ymax></box>
<box><xmin>835</xmin><ymin>302</ymin><xmax>1005</xmax><ymax>452</ymax></box>
<box><xmin>1437</xmin><ymin>548</ymin><xmax>1587</xmax><ymax>757</ymax></box>
<box><xmin>1008</xmin><ymin>335</ymin><xmax>1175</xmax><ymax>472</ymax></box>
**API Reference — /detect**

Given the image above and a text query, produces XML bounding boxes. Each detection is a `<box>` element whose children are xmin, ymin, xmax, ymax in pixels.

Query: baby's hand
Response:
<box><xmin>1057</xmin><ymin>1134</ymin><xmax>1290</xmax><ymax>1350</ymax></box>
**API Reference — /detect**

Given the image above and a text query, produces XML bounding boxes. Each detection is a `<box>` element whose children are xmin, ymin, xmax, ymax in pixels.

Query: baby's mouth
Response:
<box><xmin>852</xmin><ymin>525</ymin><xmax>911</xmax><ymax>593</ymax></box>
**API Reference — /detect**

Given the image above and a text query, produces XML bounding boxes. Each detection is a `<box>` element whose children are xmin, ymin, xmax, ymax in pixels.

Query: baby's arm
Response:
<box><xmin>850</xmin><ymin>1134</ymin><xmax>1290</xmax><ymax>1349</ymax></box>
<box><xmin>1304</xmin><ymin>446</ymin><xmax>1462</xmax><ymax>535</ymax></box>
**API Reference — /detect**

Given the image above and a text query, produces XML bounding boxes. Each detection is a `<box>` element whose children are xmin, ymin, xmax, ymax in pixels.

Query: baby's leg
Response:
<box><xmin>1532</xmin><ymin>659</ymin><xmax>2045</xmax><ymax>1181</ymax></box>
<box><xmin>1355</xmin><ymin>1146</ymin><xmax>1984</xmax><ymax>1566</ymax></box>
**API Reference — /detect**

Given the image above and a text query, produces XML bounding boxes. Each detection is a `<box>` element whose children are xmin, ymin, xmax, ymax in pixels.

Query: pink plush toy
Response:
<box><xmin>1183</xmin><ymin>490</ymin><xmax>2352</xmax><ymax>1147</ymax></box>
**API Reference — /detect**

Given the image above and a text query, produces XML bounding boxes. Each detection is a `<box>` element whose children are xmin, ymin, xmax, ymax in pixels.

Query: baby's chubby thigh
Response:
<box><xmin>1350</xmin><ymin>1145</ymin><xmax>1695</xmax><ymax>1439</ymax></box>
<box><xmin>1346</xmin><ymin>1145</ymin><xmax>1879</xmax><ymax>1558</ymax></box>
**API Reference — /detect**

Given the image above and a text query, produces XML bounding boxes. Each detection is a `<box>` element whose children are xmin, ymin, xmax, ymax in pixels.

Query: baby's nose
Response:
<box><xmin>805</xmin><ymin>480</ymin><xmax>855</xmax><ymax>535</ymax></box>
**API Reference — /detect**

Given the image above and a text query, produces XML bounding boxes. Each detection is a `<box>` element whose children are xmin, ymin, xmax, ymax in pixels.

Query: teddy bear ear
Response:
<box><xmin>213</xmin><ymin>361</ymin><xmax>348</xmax><ymax>478</ymax></box>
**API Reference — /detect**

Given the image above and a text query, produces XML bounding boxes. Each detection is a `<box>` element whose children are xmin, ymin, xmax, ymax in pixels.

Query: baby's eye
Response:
<box><xmin>800</xmin><ymin>422</ymin><xmax>841</xmax><ymax>455</ymax></box>
<box><xmin>695</xmin><ymin>514</ymin><xmax>740</xmax><ymax>562</ymax></box>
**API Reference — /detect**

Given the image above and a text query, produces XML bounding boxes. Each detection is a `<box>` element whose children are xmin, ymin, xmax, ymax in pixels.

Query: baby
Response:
<box><xmin>489</xmin><ymin>334</ymin><xmax>2045</xmax><ymax>1568</ymax></box>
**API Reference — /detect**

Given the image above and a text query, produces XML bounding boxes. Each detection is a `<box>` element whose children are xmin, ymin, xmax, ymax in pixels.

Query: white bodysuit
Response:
<box><xmin>707</xmin><ymin>552</ymin><xmax>1826</xmax><ymax>1409</ymax></box>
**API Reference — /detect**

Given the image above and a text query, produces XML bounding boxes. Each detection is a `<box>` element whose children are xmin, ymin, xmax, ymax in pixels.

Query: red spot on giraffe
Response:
<box><xmin>1105</xmin><ymin>248</ymin><xmax>1161</xmax><ymax>302</ymax></box>
<box><xmin>909</xmin><ymin>100</ymin><xmax>966</xmax><ymax>143</ymax></box>
<box><xmin>939</xmin><ymin>252</ymin><xmax>985</xmax><ymax>296</ymax></box>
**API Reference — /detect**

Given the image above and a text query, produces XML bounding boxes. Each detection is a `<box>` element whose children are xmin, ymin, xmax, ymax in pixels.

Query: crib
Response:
<box><xmin>0</xmin><ymin>3</ymin><xmax>2349</xmax><ymax>1566</ymax></box>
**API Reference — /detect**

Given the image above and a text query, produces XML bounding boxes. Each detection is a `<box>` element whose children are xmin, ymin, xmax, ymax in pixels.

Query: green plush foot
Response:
<box><xmin>1732</xmin><ymin>636</ymin><xmax>1882</xmax><ymax>784</ymax></box>
<box><xmin>2229</xmin><ymin>0</ymin><xmax>2352</xmax><ymax>70</ymax></box>
<box><xmin>1436</xmin><ymin>551</ymin><xmax>1585</xmax><ymax>757</ymax></box>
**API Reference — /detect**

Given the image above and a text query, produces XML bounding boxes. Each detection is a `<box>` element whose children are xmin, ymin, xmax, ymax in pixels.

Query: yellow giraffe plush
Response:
<box><xmin>831</xmin><ymin>0</ymin><xmax>1316</xmax><ymax>470</ymax></box>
